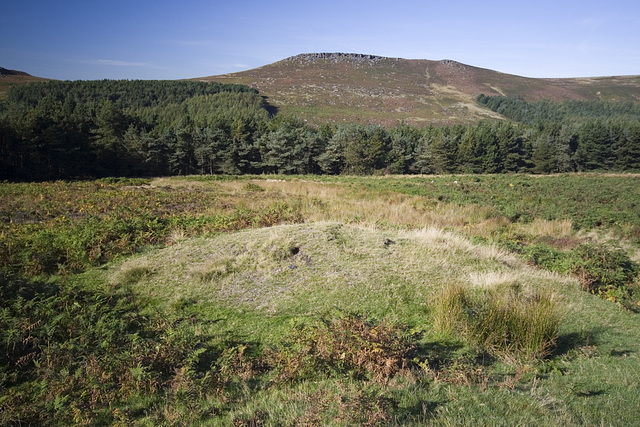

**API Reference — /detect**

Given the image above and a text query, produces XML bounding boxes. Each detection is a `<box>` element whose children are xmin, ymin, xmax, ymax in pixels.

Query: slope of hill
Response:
<box><xmin>0</xmin><ymin>67</ymin><xmax>49</xmax><ymax>99</ymax></box>
<box><xmin>200</xmin><ymin>53</ymin><xmax>640</xmax><ymax>126</ymax></box>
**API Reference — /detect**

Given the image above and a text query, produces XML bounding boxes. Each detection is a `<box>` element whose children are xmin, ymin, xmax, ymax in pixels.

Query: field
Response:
<box><xmin>2</xmin><ymin>174</ymin><xmax>640</xmax><ymax>425</ymax></box>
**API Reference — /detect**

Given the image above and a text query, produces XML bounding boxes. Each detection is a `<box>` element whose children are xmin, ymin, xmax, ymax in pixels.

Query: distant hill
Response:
<box><xmin>199</xmin><ymin>53</ymin><xmax>640</xmax><ymax>126</ymax></box>
<box><xmin>0</xmin><ymin>67</ymin><xmax>49</xmax><ymax>99</ymax></box>
<box><xmin>0</xmin><ymin>67</ymin><xmax>32</xmax><ymax>77</ymax></box>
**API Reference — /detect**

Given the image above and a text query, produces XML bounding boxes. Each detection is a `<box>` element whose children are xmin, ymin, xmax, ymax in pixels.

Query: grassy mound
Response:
<box><xmin>109</xmin><ymin>222</ymin><xmax>554</xmax><ymax>343</ymax></box>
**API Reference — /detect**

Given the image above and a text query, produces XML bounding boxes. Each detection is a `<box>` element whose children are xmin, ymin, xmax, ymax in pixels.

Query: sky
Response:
<box><xmin>2</xmin><ymin>0</ymin><xmax>640</xmax><ymax>80</ymax></box>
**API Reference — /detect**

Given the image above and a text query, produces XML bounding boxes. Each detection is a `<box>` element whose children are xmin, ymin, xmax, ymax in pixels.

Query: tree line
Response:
<box><xmin>1</xmin><ymin>81</ymin><xmax>640</xmax><ymax>180</ymax></box>
<box><xmin>476</xmin><ymin>94</ymin><xmax>640</xmax><ymax>124</ymax></box>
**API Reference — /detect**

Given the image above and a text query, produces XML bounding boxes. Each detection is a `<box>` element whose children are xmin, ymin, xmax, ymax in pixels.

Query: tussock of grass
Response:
<box><xmin>432</xmin><ymin>283</ymin><xmax>467</xmax><ymax>337</ymax></box>
<box><xmin>433</xmin><ymin>282</ymin><xmax>562</xmax><ymax>363</ymax></box>
<box><xmin>469</xmin><ymin>286</ymin><xmax>561</xmax><ymax>363</ymax></box>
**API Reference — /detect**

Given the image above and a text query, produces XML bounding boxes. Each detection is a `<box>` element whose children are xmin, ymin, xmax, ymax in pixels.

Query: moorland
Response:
<box><xmin>2</xmin><ymin>174</ymin><xmax>640</xmax><ymax>425</ymax></box>
<box><xmin>202</xmin><ymin>53</ymin><xmax>640</xmax><ymax>126</ymax></box>
<box><xmin>1</xmin><ymin>54</ymin><xmax>640</xmax><ymax>425</ymax></box>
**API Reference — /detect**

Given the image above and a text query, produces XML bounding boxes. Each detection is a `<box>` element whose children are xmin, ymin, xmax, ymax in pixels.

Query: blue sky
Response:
<box><xmin>2</xmin><ymin>0</ymin><xmax>639</xmax><ymax>80</ymax></box>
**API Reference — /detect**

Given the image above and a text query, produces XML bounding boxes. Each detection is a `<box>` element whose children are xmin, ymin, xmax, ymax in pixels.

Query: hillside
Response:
<box><xmin>0</xmin><ymin>67</ymin><xmax>49</xmax><ymax>99</ymax></box>
<box><xmin>199</xmin><ymin>53</ymin><xmax>640</xmax><ymax>126</ymax></box>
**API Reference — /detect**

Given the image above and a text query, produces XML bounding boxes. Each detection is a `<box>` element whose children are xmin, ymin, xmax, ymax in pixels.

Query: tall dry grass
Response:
<box><xmin>255</xmin><ymin>179</ymin><xmax>495</xmax><ymax>229</ymax></box>
<box><xmin>432</xmin><ymin>282</ymin><xmax>562</xmax><ymax>363</ymax></box>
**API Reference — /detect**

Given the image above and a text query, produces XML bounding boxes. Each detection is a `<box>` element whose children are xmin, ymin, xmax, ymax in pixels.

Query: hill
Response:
<box><xmin>199</xmin><ymin>53</ymin><xmax>640</xmax><ymax>126</ymax></box>
<box><xmin>0</xmin><ymin>67</ymin><xmax>49</xmax><ymax>99</ymax></box>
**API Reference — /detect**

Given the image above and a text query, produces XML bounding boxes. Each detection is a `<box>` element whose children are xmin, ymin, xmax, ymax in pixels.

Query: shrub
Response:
<box><xmin>268</xmin><ymin>313</ymin><xmax>417</xmax><ymax>384</ymax></box>
<box><xmin>0</xmin><ymin>271</ymin><xmax>241</xmax><ymax>425</ymax></box>
<box><xmin>243</xmin><ymin>182</ymin><xmax>265</xmax><ymax>192</ymax></box>
<box><xmin>569</xmin><ymin>244</ymin><xmax>639</xmax><ymax>295</ymax></box>
<box><xmin>523</xmin><ymin>243</ymin><xmax>570</xmax><ymax>272</ymax></box>
<box><xmin>520</xmin><ymin>242</ymin><xmax>639</xmax><ymax>305</ymax></box>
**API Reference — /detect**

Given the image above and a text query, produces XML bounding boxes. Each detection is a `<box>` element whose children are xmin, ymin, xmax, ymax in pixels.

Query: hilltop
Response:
<box><xmin>200</xmin><ymin>53</ymin><xmax>640</xmax><ymax>126</ymax></box>
<box><xmin>0</xmin><ymin>67</ymin><xmax>33</xmax><ymax>77</ymax></box>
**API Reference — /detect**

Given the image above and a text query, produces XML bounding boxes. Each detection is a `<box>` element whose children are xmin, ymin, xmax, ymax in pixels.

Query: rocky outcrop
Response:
<box><xmin>439</xmin><ymin>60</ymin><xmax>467</xmax><ymax>72</ymax></box>
<box><xmin>283</xmin><ymin>53</ymin><xmax>387</xmax><ymax>66</ymax></box>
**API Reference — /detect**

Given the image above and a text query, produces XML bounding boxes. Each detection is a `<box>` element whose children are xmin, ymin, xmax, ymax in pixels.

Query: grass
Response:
<box><xmin>107</xmin><ymin>222</ymin><xmax>531</xmax><ymax>342</ymax></box>
<box><xmin>433</xmin><ymin>282</ymin><xmax>562</xmax><ymax>363</ymax></box>
<box><xmin>2</xmin><ymin>174</ymin><xmax>640</xmax><ymax>425</ymax></box>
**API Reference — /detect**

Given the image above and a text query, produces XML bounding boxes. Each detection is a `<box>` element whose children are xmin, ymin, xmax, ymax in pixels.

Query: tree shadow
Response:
<box><xmin>0</xmin><ymin>269</ymin><xmax>60</xmax><ymax>301</ymax></box>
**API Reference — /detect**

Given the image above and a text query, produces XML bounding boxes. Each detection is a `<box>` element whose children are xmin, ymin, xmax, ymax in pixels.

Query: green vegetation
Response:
<box><xmin>2</xmin><ymin>175</ymin><xmax>640</xmax><ymax>425</ymax></box>
<box><xmin>434</xmin><ymin>283</ymin><xmax>561</xmax><ymax>363</ymax></box>
<box><xmin>1</xmin><ymin>69</ymin><xmax>640</xmax><ymax>425</ymax></box>
<box><xmin>476</xmin><ymin>94</ymin><xmax>640</xmax><ymax>124</ymax></box>
<box><xmin>3</xmin><ymin>67</ymin><xmax>640</xmax><ymax>425</ymax></box>
<box><xmin>3</xmin><ymin>81</ymin><xmax>640</xmax><ymax>180</ymax></box>
<box><xmin>0</xmin><ymin>80</ymin><xmax>271</xmax><ymax>179</ymax></box>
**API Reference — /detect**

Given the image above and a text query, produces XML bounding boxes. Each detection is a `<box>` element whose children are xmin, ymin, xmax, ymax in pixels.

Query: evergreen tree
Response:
<box><xmin>91</xmin><ymin>100</ymin><xmax>130</xmax><ymax>175</ymax></box>
<box><xmin>170</xmin><ymin>116</ymin><xmax>197</xmax><ymax>175</ymax></box>
<box><xmin>192</xmin><ymin>126</ymin><xmax>227</xmax><ymax>174</ymax></box>
<box><xmin>386</xmin><ymin>124</ymin><xmax>420</xmax><ymax>174</ymax></box>
<box><xmin>145</xmin><ymin>129</ymin><xmax>171</xmax><ymax>176</ymax></box>
<box><xmin>555</xmin><ymin>123</ymin><xmax>579</xmax><ymax>172</ymax></box>
<box><xmin>576</xmin><ymin>120</ymin><xmax>612</xmax><ymax>170</ymax></box>
<box><xmin>616</xmin><ymin>123</ymin><xmax>640</xmax><ymax>170</ymax></box>
<box><xmin>495</xmin><ymin>122</ymin><xmax>525</xmax><ymax>172</ymax></box>
<box><xmin>457</xmin><ymin>126</ymin><xmax>484</xmax><ymax>173</ymax></box>
<box><xmin>340</xmin><ymin>125</ymin><xmax>388</xmax><ymax>174</ymax></box>
<box><xmin>317</xmin><ymin>126</ymin><xmax>350</xmax><ymax>174</ymax></box>
<box><xmin>410</xmin><ymin>132</ymin><xmax>434</xmax><ymax>174</ymax></box>
<box><xmin>430</xmin><ymin>128</ymin><xmax>458</xmax><ymax>173</ymax></box>
<box><xmin>531</xmin><ymin>136</ymin><xmax>557</xmax><ymax>174</ymax></box>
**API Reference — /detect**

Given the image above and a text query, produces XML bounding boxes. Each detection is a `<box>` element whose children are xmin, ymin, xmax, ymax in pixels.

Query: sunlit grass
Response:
<box><xmin>3</xmin><ymin>174</ymin><xmax>640</xmax><ymax>425</ymax></box>
<box><xmin>109</xmin><ymin>222</ymin><xmax>563</xmax><ymax>351</ymax></box>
